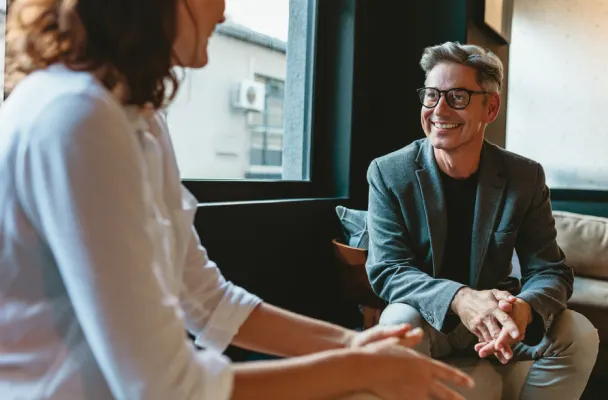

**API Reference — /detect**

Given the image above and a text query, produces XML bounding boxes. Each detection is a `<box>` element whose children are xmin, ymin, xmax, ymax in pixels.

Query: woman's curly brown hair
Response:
<box><xmin>4</xmin><ymin>0</ymin><xmax>180</xmax><ymax>108</ymax></box>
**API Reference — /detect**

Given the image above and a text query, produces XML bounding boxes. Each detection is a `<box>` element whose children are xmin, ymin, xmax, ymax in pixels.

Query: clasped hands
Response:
<box><xmin>451</xmin><ymin>287</ymin><xmax>533</xmax><ymax>364</ymax></box>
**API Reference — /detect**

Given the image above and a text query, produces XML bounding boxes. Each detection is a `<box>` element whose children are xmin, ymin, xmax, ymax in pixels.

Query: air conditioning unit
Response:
<box><xmin>232</xmin><ymin>80</ymin><xmax>266</xmax><ymax>113</ymax></box>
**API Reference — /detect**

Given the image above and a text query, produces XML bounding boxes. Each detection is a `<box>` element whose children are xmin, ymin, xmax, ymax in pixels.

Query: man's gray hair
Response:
<box><xmin>420</xmin><ymin>42</ymin><xmax>504</xmax><ymax>93</ymax></box>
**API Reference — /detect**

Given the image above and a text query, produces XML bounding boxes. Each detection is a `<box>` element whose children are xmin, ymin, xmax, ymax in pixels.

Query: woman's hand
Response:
<box><xmin>362</xmin><ymin>337</ymin><xmax>474</xmax><ymax>400</ymax></box>
<box><xmin>349</xmin><ymin>324</ymin><xmax>424</xmax><ymax>349</ymax></box>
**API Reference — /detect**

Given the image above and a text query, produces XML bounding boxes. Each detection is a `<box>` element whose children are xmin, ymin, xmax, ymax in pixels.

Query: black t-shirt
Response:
<box><xmin>438</xmin><ymin>169</ymin><xmax>479</xmax><ymax>286</ymax></box>
<box><xmin>439</xmin><ymin>168</ymin><xmax>479</xmax><ymax>332</ymax></box>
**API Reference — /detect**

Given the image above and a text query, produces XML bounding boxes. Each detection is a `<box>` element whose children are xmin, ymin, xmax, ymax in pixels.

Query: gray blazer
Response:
<box><xmin>366</xmin><ymin>138</ymin><xmax>574</xmax><ymax>337</ymax></box>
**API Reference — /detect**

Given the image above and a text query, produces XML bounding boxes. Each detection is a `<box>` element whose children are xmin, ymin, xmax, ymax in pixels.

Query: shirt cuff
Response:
<box><xmin>194</xmin><ymin>283</ymin><xmax>262</xmax><ymax>352</ymax></box>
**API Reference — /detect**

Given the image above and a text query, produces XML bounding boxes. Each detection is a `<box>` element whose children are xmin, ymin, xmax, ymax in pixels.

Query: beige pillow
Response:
<box><xmin>553</xmin><ymin>210</ymin><xmax>608</xmax><ymax>280</ymax></box>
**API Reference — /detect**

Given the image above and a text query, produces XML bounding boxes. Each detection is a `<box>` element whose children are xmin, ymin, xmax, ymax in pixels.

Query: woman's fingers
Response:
<box><xmin>430</xmin><ymin>359</ymin><xmax>475</xmax><ymax>389</ymax></box>
<box><xmin>399</xmin><ymin>328</ymin><xmax>424</xmax><ymax>347</ymax></box>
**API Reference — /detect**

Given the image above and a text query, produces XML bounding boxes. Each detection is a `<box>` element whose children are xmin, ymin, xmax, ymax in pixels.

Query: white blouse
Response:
<box><xmin>0</xmin><ymin>65</ymin><xmax>261</xmax><ymax>399</ymax></box>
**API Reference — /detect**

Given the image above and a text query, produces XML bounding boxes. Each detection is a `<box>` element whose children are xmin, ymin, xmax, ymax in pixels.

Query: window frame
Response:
<box><xmin>182</xmin><ymin>0</ymin><xmax>355</xmax><ymax>203</ymax></box>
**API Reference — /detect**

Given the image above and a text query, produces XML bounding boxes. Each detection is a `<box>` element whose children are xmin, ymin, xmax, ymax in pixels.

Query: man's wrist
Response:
<box><xmin>450</xmin><ymin>286</ymin><xmax>471</xmax><ymax>315</ymax></box>
<box><xmin>517</xmin><ymin>299</ymin><xmax>533</xmax><ymax>325</ymax></box>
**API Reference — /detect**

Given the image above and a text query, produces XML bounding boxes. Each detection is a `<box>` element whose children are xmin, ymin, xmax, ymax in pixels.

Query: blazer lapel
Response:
<box><xmin>415</xmin><ymin>140</ymin><xmax>447</xmax><ymax>277</ymax></box>
<box><xmin>470</xmin><ymin>141</ymin><xmax>507</xmax><ymax>288</ymax></box>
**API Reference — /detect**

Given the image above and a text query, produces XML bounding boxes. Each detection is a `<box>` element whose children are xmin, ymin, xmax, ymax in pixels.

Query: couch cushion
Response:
<box><xmin>335</xmin><ymin>206</ymin><xmax>369</xmax><ymax>249</ymax></box>
<box><xmin>569</xmin><ymin>276</ymin><xmax>608</xmax><ymax>311</ymax></box>
<box><xmin>553</xmin><ymin>210</ymin><xmax>608</xmax><ymax>280</ymax></box>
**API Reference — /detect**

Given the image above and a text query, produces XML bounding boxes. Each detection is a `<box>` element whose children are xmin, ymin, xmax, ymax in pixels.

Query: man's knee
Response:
<box><xmin>379</xmin><ymin>303</ymin><xmax>427</xmax><ymax>328</ymax></box>
<box><xmin>549</xmin><ymin>310</ymin><xmax>599</xmax><ymax>365</ymax></box>
<box><xmin>379</xmin><ymin>303</ymin><xmax>432</xmax><ymax>356</ymax></box>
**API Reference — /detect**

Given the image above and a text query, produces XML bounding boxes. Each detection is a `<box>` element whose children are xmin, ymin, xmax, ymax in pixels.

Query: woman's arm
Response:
<box><xmin>232</xmin><ymin>349</ymin><xmax>366</xmax><ymax>400</ymax></box>
<box><xmin>231</xmin><ymin>339</ymin><xmax>473</xmax><ymax>400</ymax></box>
<box><xmin>232</xmin><ymin>303</ymin><xmax>353</xmax><ymax>356</ymax></box>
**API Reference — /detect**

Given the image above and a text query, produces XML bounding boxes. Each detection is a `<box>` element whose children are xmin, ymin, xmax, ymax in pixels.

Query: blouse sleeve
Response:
<box><xmin>179</xmin><ymin>225</ymin><xmax>262</xmax><ymax>352</ymax></box>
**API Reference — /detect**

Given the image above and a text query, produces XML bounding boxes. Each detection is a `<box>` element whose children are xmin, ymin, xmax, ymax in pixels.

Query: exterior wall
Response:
<box><xmin>166</xmin><ymin>28</ymin><xmax>286</xmax><ymax>180</ymax></box>
<box><xmin>506</xmin><ymin>0</ymin><xmax>608</xmax><ymax>189</ymax></box>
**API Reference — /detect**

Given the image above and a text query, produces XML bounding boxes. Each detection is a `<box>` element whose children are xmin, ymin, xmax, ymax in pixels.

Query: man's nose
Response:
<box><xmin>434</xmin><ymin>94</ymin><xmax>451</xmax><ymax>115</ymax></box>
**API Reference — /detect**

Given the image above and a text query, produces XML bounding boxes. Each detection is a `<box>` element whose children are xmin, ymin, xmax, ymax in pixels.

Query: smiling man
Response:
<box><xmin>365</xmin><ymin>42</ymin><xmax>599</xmax><ymax>399</ymax></box>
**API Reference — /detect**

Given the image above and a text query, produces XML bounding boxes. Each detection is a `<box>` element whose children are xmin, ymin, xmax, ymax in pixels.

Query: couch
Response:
<box><xmin>334</xmin><ymin>206</ymin><xmax>607</xmax><ymax>399</ymax></box>
<box><xmin>552</xmin><ymin>210</ymin><xmax>608</xmax><ymax>380</ymax></box>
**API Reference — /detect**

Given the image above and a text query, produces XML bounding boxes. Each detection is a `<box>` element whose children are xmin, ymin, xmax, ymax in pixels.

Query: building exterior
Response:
<box><xmin>166</xmin><ymin>21</ymin><xmax>289</xmax><ymax>180</ymax></box>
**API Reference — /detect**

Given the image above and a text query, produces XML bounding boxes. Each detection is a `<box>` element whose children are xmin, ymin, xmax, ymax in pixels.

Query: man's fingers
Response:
<box><xmin>494</xmin><ymin>351</ymin><xmax>509</xmax><ymax>364</ymax></box>
<box><xmin>477</xmin><ymin>341</ymin><xmax>496</xmax><ymax>358</ymax></box>
<box><xmin>493</xmin><ymin>310</ymin><xmax>520</xmax><ymax>339</ymax></box>
<box><xmin>477</xmin><ymin>325</ymin><xmax>492</xmax><ymax>342</ymax></box>
<box><xmin>492</xmin><ymin>289</ymin><xmax>516</xmax><ymax>303</ymax></box>
<box><xmin>472</xmin><ymin>329</ymin><xmax>485</xmax><ymax>342</ymax></box>
<box><xmin>430</xmin><ymin>360</ymin><xmax>475</xmax><ymax>389</ymax></box>
<box><xmin>474</xmin><ymin>341</ymin><xmax>489</xmax><ymax>352</ymax></box>
<box><xmin>498</xmin><ymin>300</ymin><xmax>513</xmax><ymax>312</ymax></box>
<box><xmin>494</xmin><ymin>328</ymin><xmax>512</xmax><ymax>350</ymax></box>
<box><xmin>476</xmin><ymin>338</ymin><xmax>513</xmax><ymax>362</ymax></box>
<box><xmin>485</xmin><ymin>319</ymin><xmax>502</xmax><ymax>339</ymax></box>
<box><xmin>429</xmin><ymin>381</ymin><xmax>467</xmax><ymax>400</ymax></box>
<box><xmin>500</xmin><ymin>345</ymin><xmax>513</xmax><ymax>361</ymax></box>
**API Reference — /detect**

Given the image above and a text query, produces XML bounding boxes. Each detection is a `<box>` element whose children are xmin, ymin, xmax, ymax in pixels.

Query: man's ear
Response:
<box><xmin>485</xmin><ymin>92</ymin><xmax>501</xmax><ymax>123</ymax></box>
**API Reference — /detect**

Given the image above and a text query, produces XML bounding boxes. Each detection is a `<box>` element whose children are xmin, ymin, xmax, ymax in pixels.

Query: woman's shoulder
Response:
<box><xmin>2</xmin><ymin>65</ymin><xmax>134</xmax><ymax>144</ymax></box>
<box><xmin>4</xmin><ymin>65</ymin><xmax>126</xmax><ymax>128</ymax></box>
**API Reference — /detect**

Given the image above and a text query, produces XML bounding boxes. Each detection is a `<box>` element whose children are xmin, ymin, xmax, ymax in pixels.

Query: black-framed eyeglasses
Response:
<box><xmin>416</xmin><ymin>87</ymin><xmax>490</xmax><ymax>110</ymax></box>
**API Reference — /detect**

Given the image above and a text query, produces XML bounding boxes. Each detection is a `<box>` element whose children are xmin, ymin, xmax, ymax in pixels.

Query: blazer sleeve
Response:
<box><xmin>515</xmin><ymin>164</ymin><xmax>574</xmax><ymax>341</ymax></box>
<box><xmin>366</xmin><ymin>160</ymin><xmax>465</xmax><ymax>331</ymax></box>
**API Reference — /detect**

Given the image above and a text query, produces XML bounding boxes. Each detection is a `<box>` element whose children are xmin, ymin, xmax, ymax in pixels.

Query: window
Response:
<box><xmin>166</xmin><ymin>0</ymin><xmax>312</xmax><ymax>182</ymax></box>
<box><xmin>506</xmin><ymin>0</ymin><xmax>608</xmax><ymax>191</ymax></box>
<box><xmin>246</xmin><ymin>75</ymin><xmax>285</xmax><ymax>179</ymax></box>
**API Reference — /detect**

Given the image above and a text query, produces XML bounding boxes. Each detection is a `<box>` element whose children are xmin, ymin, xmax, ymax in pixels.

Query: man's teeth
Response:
<box><xmin>435</xmin><ymin>123</ymin><xmax>460</xmax><ymax>129</ymax></box>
